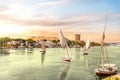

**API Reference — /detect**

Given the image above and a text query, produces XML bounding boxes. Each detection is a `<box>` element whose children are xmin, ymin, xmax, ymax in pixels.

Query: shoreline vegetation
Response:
<box><xmin>0</xmin><ymin>37</ymin><xmax>119</xmax><ymax>49</ymax></box>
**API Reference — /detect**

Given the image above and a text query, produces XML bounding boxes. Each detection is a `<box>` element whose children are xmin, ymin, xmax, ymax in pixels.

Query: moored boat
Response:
<box><xmin>95</xmin><ymin>12</ymin><xmax>117</xmax><ymax>76</ymax></box>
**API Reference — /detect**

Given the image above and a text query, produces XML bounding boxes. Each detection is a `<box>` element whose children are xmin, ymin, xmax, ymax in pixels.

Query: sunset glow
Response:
<box><xmin>0</xmin><ymin>26</ymin><xmax>25</xmax><ymax>35</ymax></box>
<box><xmin>0</xmin><ymin>0</ymin><xmax>120</xmax><ymax>42</ymax></box>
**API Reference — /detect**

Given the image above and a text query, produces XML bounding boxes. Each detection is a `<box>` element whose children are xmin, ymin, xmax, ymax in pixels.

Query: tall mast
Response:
<box><xmin>101</xmin><ymin>11</ymin><xmax>109</xmax><ymax>69</ymax></box>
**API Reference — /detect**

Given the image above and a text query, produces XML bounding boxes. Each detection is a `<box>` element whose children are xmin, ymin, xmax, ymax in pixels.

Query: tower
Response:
<box><xmin>75</xmin><ymin>34</ymin><xmax>80</xmax><ymax>42</ymax></box>
<box><xmin>75</xmin><ymin>34</ymin><xmax>80</xmax><ymax>47</ymax></box>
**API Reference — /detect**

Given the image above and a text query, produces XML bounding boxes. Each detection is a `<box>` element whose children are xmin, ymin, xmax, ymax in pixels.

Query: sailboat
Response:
<box><xmin>95</xmin><ymin>12</ymin><xmax>117</xmax><ymax>76</ymax></box>
<box><xmin>40</xmin><ymin>41</ymin><xmax>46</xmax><ymax>53</ymax></box>
<box><xmin>83</xmin><ymin>39</ymin><xmax>91</xmax><ymax>55</ymax></box>
<box><xmin>59</xmin><ymin>29</ymin><xmax>71</xmax><ymax>62</ymax></box>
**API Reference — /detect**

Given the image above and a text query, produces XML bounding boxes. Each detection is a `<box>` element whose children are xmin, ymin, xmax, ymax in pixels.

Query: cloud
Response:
<box><xmin>71</xmin><ymin>0</ymin><xmax>100</xmax><ymax>4</ymax></box>
<box><xmin>0</xmin><ymin>12</ymin><xmax>120</xmax><ymax>42</ymax></box>
<box><xmin>0</xmin><ymin>14</ymin><xmax>93</xmax><ymax>27</ymax></box>
<box><xmin>0</xmin><ymin>5</ymin><xmax>9</xmax><ymax>12</ymax></box>
<box><xmin>0</xmin><ymin>12</ymin><xmax>120</xmax><ymax>30</ymax></box>
<box><xmin>110</xmin><ymin>14</ymin><xmax>120</xmax><ymax>21</ymax></box>
<box><xmin>35</xmin><ymin>0</ymin><xmax>100</xmax><ymax>6</ymax></box>
<box><xmin>36</xmin><ymin>0</ymin><xmax>69</xmax><ymax>6</ymax></box>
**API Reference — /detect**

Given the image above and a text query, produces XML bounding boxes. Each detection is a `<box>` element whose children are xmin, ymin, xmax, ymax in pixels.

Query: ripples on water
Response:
<box><xmin>0</xmin><ymin>46</ymin><xmax>120</xmax><ymax>80</ymax></box>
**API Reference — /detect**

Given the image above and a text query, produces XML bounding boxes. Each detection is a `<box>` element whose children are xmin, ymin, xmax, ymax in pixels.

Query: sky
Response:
<box><xmin>0</xmin><ymin>0</ymin><xmax>120</xmax><ymax>42</ymax></box>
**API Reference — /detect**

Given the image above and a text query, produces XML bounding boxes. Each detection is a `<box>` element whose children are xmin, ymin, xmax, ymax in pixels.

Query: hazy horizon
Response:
<box><xmin>0</xmin><ymin>0</ymin><xmax>120</xmax><ymax>42</ymax></box>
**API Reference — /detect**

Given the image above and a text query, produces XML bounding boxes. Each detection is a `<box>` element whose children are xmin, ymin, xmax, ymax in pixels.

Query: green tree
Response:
<box><xmin>67</xmin><ymin>40</ymin><xmax>74</xmax><ymax>46</ymax></box>
<box><xmin>43</xmin><ymin>39</ymin><xmax>47</xmax><ymax>42</ymax></box>
<box><xmin>52</xmin><ymin>40</ymin><xmax>57</xmax><ymax>43</ymax></box>
<box><xmin>91</xmin><ymin>42</ymin><xmax>100</xmax><ymax>46</ymax></box>
<box><xmin>27</xmin><ymin>39</ymin><xmax>35</xmax><ymax>43</ymax></box>
<box><xmin>79</xmin><ymin>41</ymin><xmax>85</xmax><ymax>47</ymax></box>
<box><xmin>0</xmin><ymin>37</ymin><xmax>11</xmax><ymax>47</ymax></box>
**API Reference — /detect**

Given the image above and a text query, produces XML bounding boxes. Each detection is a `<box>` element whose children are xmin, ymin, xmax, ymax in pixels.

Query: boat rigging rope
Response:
<box><xmin>105</xmin><ymin>46</ymin><xmax>110</xmax><ymax>67</ymax></box>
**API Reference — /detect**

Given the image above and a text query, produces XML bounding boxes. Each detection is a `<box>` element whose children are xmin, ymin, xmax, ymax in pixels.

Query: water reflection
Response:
<box><xmin>0</xmin><ymin>48</ymin><xmax>10</xmax><ymax>56</ymax></box>
<box><xmin>83</xmin><ymin>55</ymin><xmax>90</xmax><ymax>68</ymax></box>
<box><xmin>16</xmin><ymin>48</ymin><xmax>26</xmax><ymax>55</ymax></box>
<box><xmin>75</xmin><ymin>48</ymin><xmax>80</xmax><ymax>61</ymax></box>
<box><xmin>26</xmin><ymin>48</ymin><xmax>33</xmax><ymax>55</ymax></box>
<box><xmin>59</xmin><ymin>63</ymin><xmax>71</xmax><ymax>80</ymax></box>
<box><xmin>9</xmin><ymin>48</ymin><xmax>34</xmax><ymax>55</ymax></box>
<box><xmin>41</xmin><ymin>52</ymin><xmax>46</xmax><ymax>64</ymax></box>
<box><xmin>0</xmin><ymin>47</ymin><xmax>119</xmax><ymax>80</ymax></box>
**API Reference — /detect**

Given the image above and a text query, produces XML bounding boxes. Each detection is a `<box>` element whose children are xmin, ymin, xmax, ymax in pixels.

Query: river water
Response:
<box><xmin>0</xmin><ymin>46</ymin><xmax>120</xmax><ymax>80</ymax></box>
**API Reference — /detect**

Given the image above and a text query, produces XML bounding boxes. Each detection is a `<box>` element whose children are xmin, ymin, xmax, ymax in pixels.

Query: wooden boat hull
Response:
<box><xmin>95</xmin><ymin>67</ymin><xmax>117</xmax><ymax>76</ymax></box>
<box><xmin>96</xmin><ymin>71</ymin><xmax>117</xmax><ymax>76</ymax></box>
<box><xmin>63</xmin><ymin>59</ymin><xmax>71</xmax><ymax>62</ymax></box>
<box><xmin>62</xmin><ymin>57</ymin><xmax>71</xmax><ymax>62</ymax></box>
<box><xmin>83</xmin><ymin>52</ymin><xmax>88</xmax><ymax>55</ymax></box>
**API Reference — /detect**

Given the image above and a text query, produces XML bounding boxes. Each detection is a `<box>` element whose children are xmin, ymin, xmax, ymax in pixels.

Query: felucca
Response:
<box><xmin>95</xmin><ymin>12</ymin><xmax>117</xmax><ymax>76</ymax></box>
<box><xmin>59</xmin><ymin>29</ymin><xmax>71</xmax><ymax>62</ymax></box>
<box><xmin>83</xmin><ymin>39</ymin><xmax>91</xmax><ymax>55</ymax></box>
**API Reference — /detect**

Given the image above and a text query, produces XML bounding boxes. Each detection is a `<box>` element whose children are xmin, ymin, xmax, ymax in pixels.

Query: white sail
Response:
<box><xmin>83</xmin><ymin>39</ymin><xmax>90</xmax><ymax>52</ymax></box>
<box><xmin>59</xmin><ymin>29</ymin><xmax>71</xmax><ymax>59</ymax></box>
<box><xmin>85</xmin><ymin>39</ymin><xmax>90</xmax><ymax>50</ymax></box>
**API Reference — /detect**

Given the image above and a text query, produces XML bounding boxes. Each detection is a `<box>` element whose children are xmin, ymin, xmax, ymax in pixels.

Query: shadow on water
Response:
<box><xmin>41</xmin><ymin>51</ymin><xmax>46</xmax><ymax>65</ymax></box>
<box><xmin>59</xmin><ymin>62</ymin><xmax>71</xmax><ymax>80</ymax></box>
<box><xmin>0</xmin><ymin>48</ymin><xmax>10</xmax><ymax>56</ymax></box>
